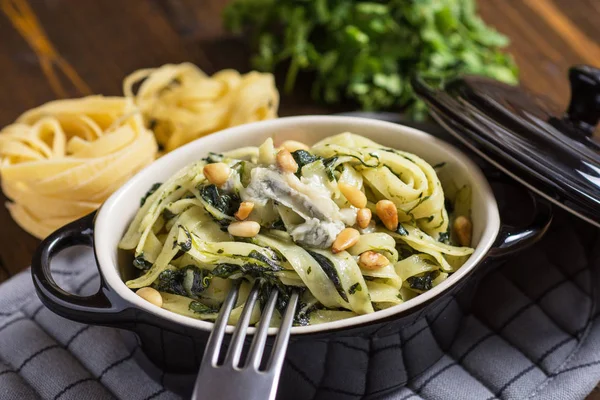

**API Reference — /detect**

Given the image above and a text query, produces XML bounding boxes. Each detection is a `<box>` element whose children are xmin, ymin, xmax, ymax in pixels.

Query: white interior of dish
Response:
<box><xmin>95</xmin><ymin>116</ymin><xmax>500</xmax><ymax>335</ymax></box>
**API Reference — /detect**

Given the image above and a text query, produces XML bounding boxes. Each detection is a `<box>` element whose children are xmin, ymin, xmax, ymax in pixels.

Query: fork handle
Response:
<box><xmin>193</xmin><ymin>367</ymin><xmax>283</xmax><ymax>400</ymax></box>
<box><xmin>192</xmin><ymin>291</ymin><xmax>299</xmax><ymax>400</ymax></box>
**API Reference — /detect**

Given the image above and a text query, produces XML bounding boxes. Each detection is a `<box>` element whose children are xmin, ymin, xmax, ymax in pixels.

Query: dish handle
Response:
<box><xmin>31</xmin><ymin>211</ymin><xmax>130</xmax><ymax>325</ymax></box>
<box><xmin>486</xmin><ymin>180</ymin><xmax>553</xmax><ymax>258</ymax></box>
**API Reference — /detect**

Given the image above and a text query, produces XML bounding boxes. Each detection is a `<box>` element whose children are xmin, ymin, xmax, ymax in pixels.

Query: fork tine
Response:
<box><xmin>266</xmin><ymin>291</ymin><xmax>299</xmax><ymax>372</ymax></box>
<box><xmin>245</xmin><ymin>289</ymin><xmax>278</xmax><ymax>369</ymax></box>
<box><xmin>223</xmin><ymin>281</ymin><xmax>260</xmax><ymax>367</ymax></box>
<box><xmin>201</xmin><ymin>282</ymin><xmax>239</xmax><ymax>366</ymax></box>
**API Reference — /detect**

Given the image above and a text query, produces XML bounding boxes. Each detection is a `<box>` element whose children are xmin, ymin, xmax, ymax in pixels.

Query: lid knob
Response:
<box><xmin>565</xmin><ymin>65</ymin><xmax>600</xmax><ymax>136</ymax></box>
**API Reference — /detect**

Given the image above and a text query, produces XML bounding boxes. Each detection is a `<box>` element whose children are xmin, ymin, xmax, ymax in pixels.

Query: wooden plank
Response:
<box><xmin>479</xmin><ymin>0</ymin><xmax>576</xmax><ymax>108</ymax></box>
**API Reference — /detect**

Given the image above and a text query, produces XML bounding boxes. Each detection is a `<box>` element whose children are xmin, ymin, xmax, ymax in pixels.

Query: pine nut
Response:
<box><xmin>376</xmin><ymin>200</ymin><xmax>398</xmax><ymax>231</ymax></box>
<box><xmin>358</xmin><ymin>251</ymin><xmax>390</xmax><ymax>270</ymax></box>
<box><xmin>136</xmin><ymin>287</ymin><xmax>163</xmax><ymax>307</ymax></box>
<box><xmin>339</xmin><ymin>183</ymin><xmax>367</xmax><ymax>208</ymax></box>
<box><xmin>228</xmin><ymin>220</ymin><xmax>261</xmax><ymax>237</ymax></box>
<box><xmin>276</xmin><ymin>149</ymin><xmax>298</xmax><ymax>173</ymax></box>
<box><xmin>356</xmin><ymin>208</ymin><xmax>372</xmax><ymax>229</ymax></box>
<box><xmin>453</xmin><ymin>215</ymin><xmax>472</xmax><ymax>246</ymax></box>
<box><xmin>235</xmin><ymin>201</ymin><xmax>254</xmax><ymax>220</ymax></box>
<box><xmin>203</xmin><ymin>162</ymin><xmax>230</xmax><ymax>186</ymax></box>
<box><xmin>281</xmin><ymin>140</ymin><xmax>309</xmax><ymax>152</ymax></box>
<box><xmin>332</xmin><ymin>228</ymin><xmax>360</xmax><ymax>253</ymax></box>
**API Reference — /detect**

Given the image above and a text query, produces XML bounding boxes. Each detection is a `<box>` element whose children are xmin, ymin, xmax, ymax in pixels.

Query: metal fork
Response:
<box><xmin>192</xmin><ymin>282</ymin><xmax>299</xmax><ymax>400</ymax></box>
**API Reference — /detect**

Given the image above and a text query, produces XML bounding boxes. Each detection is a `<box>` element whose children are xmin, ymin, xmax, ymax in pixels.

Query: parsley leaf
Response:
<box><xmin>224</xmin><ymin>0</ymin><xmax>518</xmax><ymax>120</ymax></box>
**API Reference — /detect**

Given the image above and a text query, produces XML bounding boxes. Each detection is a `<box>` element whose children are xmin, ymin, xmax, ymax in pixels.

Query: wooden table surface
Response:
<box><xmin>0</xmin><ymin>0</ymin><xmax>599</xmax><ymax>397</ymax></box>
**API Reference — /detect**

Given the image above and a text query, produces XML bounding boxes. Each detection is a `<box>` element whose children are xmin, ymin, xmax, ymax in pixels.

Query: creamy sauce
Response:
<box><xmin>289</xmin><ymin>218</ymin><xmax>344</xmax><ymax>248</ymax></box>
<box><xmin>242</xmin><ymin>167</ymin><xmax>345</xmax><ymax>248</ymax></box>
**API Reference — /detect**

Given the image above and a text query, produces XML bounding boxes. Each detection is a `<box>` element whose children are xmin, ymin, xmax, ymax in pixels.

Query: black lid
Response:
<box><xmin>413</xmin><ymin>65</ymin><xmax>600</xmax><ymax>228</ymax></box>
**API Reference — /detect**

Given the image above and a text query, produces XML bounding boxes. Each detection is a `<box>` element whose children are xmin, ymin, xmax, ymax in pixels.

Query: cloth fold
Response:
<box><xmin>0</xmin><ymin>246</ymin><xmax>177</xmax><ymax>400</ymax></box>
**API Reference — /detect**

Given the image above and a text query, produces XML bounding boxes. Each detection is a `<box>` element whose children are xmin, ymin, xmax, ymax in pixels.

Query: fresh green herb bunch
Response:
<box><xmin>224</xmin><ymin>0</ymin><xmax>518</xmax><ymax>119</ymax></box>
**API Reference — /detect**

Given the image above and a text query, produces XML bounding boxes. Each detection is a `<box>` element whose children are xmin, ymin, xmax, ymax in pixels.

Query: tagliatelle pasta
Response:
<box><xmin>0</xmin><ymin>63</ymin><xmax>280</xmax><ymax>239</ymax></box>
<box><xmin>120</xmin><ymin>133</ymin><xmax>474</xmax><ymax>326</ymax></box>
<box><xmin>0</xmin><ymin>96</ymin><xmax>157</xmax><ymax>239</ymax></box>
<box><xmin>123</xmin><ymin>63</ymin><xmax>279</xmax><ymax>153</ymax></box>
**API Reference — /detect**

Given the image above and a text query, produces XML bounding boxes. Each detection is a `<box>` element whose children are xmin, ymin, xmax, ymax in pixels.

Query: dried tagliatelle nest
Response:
<box><xmin>124</xmin><ymin>63</ymin><xmax>279</xmax><ymax>153</ymax></box>
<box><xmin>0</xmin><ymin>63</ymin><xmax>279</xmax><ymax>239</ymax></box>
<box><xmin>0</xmin><ymin>96</ymin><xmax>158</xmax><ymax>239</ymax></box>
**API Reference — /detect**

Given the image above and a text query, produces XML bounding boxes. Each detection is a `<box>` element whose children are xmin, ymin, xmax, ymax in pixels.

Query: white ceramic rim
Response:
<box><xmin>95</xmin><ymin>116</ymin><xmax>500</xmax><ymax>335</ymax></box>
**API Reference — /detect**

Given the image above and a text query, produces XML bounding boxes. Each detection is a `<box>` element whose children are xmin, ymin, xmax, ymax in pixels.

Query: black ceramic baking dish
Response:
<box><xmin>31</xmin><ymin>116</ymin><xmax>552</xmax><ymax>398</ymax></box>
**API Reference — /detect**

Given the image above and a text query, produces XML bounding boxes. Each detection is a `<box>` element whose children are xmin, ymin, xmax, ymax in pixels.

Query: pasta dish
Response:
<box><xmin>120</xmin><ymin>133</ymin><xmax>473</xmax><ymax>325</ymax></box>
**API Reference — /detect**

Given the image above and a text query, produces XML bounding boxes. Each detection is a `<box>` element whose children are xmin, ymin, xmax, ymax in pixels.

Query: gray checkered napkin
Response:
<box><xmin>0</xmin><ymin>208</ymin><xmax>598</xmax><ymax>400</ymax></box>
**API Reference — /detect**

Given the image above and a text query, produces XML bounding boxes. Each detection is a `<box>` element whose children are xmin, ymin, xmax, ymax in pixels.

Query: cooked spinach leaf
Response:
<box><xmin>154</xmin><ymin>266</ymin><xmax>212</xmax><ymax>299</ymax></box>
<box><xmin>294</xmin><ymin>302</ymin><xmax>317</xmax><ymax>326</ymax></box>
<box><xmin>438</xmin><ymin>231</ymin><xmax>450</xmax><ymax>244</ymax></box>
<box><xmin>322</xmin><ymin>156</ymin><xmax>338</xmax><ymax>181</ymax></box>
<box><xmin>291</xmin><ymin>150</ymin><xmax>319</xmax><ymax>171</ymax></box>
<box><xmin>154</xmin><ymin>270</ymin><xmax>186</xmax><ymax>296</ymax></box>
<box><xmin>256</xmin><ymin>279</ymin><xmax>291</xmax><ymax>312</ymax></box>
<box><xmin>174</xmin><ymin>225</ymin><xmax>192</xmax><ymax>252</ymax></box>
<box><xmin>133</xmin><ymin>254</ymin><xmax>153</xmax><ymax>271</ymax></box>
<box><xmin>189</xmin><ymin>301</ymin><xmax>219</xmax><ymax>314</ymax></box>
<box><xmin>397</xmin><ymin>243</ymin><xmax>416</xmax><ymax>259</ymax></box>
<box><xmin>211</xmin><ymin>264</ymin><xmax>242</xmax><ymax>278</ymax></box>
<box><xmin>407</xmin><ymin>271</ymin><xmax>440</xmax><ymax>291</ymax></box>
<box><xmin>140</xmin><ymin>183</ymin><xmax>162</xmax><ymax>207</ymax></box>
<box><xmin>233</xmin><ymin>160</ymin><xmax>253</xmax><ymax>186</ymax></box>
<box><xmin>247</xmin><ymin>250</ymin><xmax>281</xmax><ymax>271</ymax></box>
<box><xmin>199</xmin><ymin>184</ymin><xmax>241</xmax><ymax>216</ymax></box>
<box><xmin>348</xmin><ymin>282</ymin><xmax>362</xmax><ymax>295</ymax></box>
<box><xmin>306</xmin><ymin>250</ymin><xmax>348</xmax><ymax>302</ymax></box>
<box><xmin>396</xmin><ymin>224</ymin><xmax>408</xmax><ymax>236</ymax></box>
<box><xmin>202</xmin><ymin>152</ymin><xmax>224</xmax><ymax>164</ymax></box>
<box><xmin>162</xmin><ymin>208</ymin><xmax>177</xmax><ymax>221</ymax></box>
<box><xmin>211</xmin><ymin>254</ymin><xmax>283</xmax><ymax>280</ymax></box>
<box><xmin>269</xmin><ymin>219</ymin><xmax>286</xmax><ymax>231</ymax></box>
